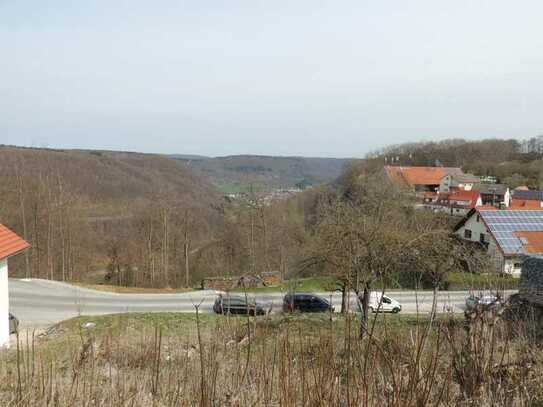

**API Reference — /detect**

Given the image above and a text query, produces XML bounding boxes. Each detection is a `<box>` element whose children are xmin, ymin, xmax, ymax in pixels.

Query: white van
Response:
<box><xmin>366</xmin><ymin>292</ymin><xmax>402</xmax><ymax>313</ymax></box>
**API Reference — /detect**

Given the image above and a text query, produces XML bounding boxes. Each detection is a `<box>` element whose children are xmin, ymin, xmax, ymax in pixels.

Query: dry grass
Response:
<box><xmin>0</xmin><ymin>309</ymin><xmax>541</xmax><ymax>406</ymax></box>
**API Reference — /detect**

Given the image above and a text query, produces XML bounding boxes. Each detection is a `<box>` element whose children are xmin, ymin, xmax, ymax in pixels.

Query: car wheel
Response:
<box><xmin>392</xmin><ymin>307</ymin><xmax>400</xmax><ymax>314</ymax></box>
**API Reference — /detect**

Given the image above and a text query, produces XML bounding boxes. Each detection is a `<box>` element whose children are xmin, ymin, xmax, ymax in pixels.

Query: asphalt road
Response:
<box><xmin>8</xmin><ymin>279</ymin><xmax>517</xmax><ymax>328</ymax></box>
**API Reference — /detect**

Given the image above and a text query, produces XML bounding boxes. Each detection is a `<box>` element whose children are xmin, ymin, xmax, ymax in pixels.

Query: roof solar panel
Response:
<box><xmin>512</xmin><ymin>190</ymin><xmax>543</xmax><ymax>201</ymax></box>
<box><xmin>480</xmin><ymin>210</ymin><xmax>543</xmax><ymax>255</ymax></box>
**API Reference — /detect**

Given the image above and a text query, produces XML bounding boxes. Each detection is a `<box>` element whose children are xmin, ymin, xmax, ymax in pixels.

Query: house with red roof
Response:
<box><xmin>454</xmin><ymin>209</ymin><xmax>543</xmax><ymax>275</ymax></box>
<box><xmin>511</xmin><ymin>189</ymin><xmax>543</xmax><ymax>210</ymax></box>
<box><xmin>385</xmin><ymin>166</ymin><xmax>479</xmax><ymax>194</ymax></box>
<box><xmin>421</xmin><ymin>189</ymin><xmax>483</xmax><ymax>216</ymax></box>
<box><xmin>442</xmin><ymin>190</ymin><xmax>483</xmax><ymax>216</ymax></box>
<box><xmin>0</xmin><ymin>224</ymin><xmax>29</xmax><ymax>347</ymax></box>
<box><xmin>385</xmin><ymin>166</ymin><xmax>514</xmax><ymax>216</ymax></box>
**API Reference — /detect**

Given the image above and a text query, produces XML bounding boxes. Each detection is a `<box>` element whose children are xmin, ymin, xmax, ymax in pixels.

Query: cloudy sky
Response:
<box><xmin>1</xmin><ymin>1</ymin><xmax>542</xmax><ymax>157</ymax></box>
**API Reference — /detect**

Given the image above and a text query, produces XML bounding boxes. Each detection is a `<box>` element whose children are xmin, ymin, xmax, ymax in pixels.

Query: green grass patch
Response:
<box><xmin>444</xmin><ymin>272</ymin><xmax>519</xmax><ymax>290</ymax></box>
<box><xmin>232</xmin><ymin>276</ymin><xmax>341</xmax><ymax>293</ymax></box>
<box><xmin>55</xmin><ymin>312</ymin><xmax>218</xmax><ymax>336</ymax></box>
<box><xmin>232</xmin><ymin>273</ymin><xmax>520</xmax><ymax>293</ymax></box>
<box><xmin>54</xmin><ymin>312</ymin><xmax>450</xmax><ymax>342</ymax></box>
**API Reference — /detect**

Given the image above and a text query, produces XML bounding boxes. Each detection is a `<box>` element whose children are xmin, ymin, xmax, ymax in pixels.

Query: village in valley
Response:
<box><xmin>384</xmin><ymin>164</ymin><xmax>543</xmax><ymax>276</ymax></box>
<box><xmin>3</xmin><ymin>1</ymin><xmax>543</xmax><ymax>404</ymax></box>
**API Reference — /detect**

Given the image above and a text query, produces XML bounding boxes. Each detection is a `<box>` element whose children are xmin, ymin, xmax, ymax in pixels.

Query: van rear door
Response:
<box><xmin>381</xmin><ymin>296</ymin><xmax>393</xmax><ymax>311</ymax></box>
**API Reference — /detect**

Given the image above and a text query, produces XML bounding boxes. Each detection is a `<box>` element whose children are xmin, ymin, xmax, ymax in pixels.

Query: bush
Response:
<box><xmin>445</xmin><ymin>272</ymin><xmax>519</xmax><ymax>290</ymax></box>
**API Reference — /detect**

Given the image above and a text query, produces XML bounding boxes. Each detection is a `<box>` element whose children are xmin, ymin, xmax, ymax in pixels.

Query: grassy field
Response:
<box><xmin>1</xmin><ymin>310</ymin><xmax>541</xmax><ymax>405</ymax></box>
<box><xmin>233</xmin><ymin>273</ymin><xmax>520</xmax><ymax>293</ymax></box>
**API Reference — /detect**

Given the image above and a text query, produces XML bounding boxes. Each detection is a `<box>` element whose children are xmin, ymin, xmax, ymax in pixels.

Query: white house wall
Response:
<box><xmin>503</xmin><ymin>258</ymin><xmax>522</xmax><ymax>276</ymax></box>
<box><xmin>503</xmin><ymin>189</ymin><xmax>511</xmax><ymax>207</ymax></box>
<box><xmin>455</xmin><ymin>213</ymin><xmax>489</xmax><ymax>244</ymax></box>
<box><xmin>456</xmin><ymin>212</ymin><xmax>522</xmax><ymax>275</ymax></box>
<box><xmin>449</xmin><ymin>207</ymin><xmax>471</xmax><ymax>217</ymax></box>
<box><xmin>0</xmin><ymin>259</ymin><xmax>8</xmax><ymax>347</ymax></box>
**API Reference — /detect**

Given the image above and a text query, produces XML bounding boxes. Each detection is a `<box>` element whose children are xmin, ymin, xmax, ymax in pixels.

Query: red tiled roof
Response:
<box><xmin>444</xmin><ymin>190</ymin><xmax>481</xmax><ymax>208</ymax></box>
<box><xmin>511</xmin><ymin>199</ymin><xmax>543</xmax><ymax>209</ymax></box>
<box><xmin>385</xmin><ymin>166</ymin><xmax>449</xmax><ymax>188</ymax></box>
<box><xmin>449</xmin><ymin>190</ymin><xmax>481</xmax><ymax>202</ymax></box>
<box><xmin>0</xmin><ymin>224</ymin><xmax>29</xmax><ymax>260</ymax></box>
<box><xmin>515</xmin><ymin>231</ymin><xmax>543</xmax><ymax>254</ymax></box>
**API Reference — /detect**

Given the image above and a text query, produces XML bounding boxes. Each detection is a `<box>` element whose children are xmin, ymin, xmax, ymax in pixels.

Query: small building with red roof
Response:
<box><xmin>442</xmin><ymin>190</ymin><xmax>483</xmax><ymax>216</ymax></box>
<box><xmin>0</xmin><ymin>224</ymin><xmax>29</xmax><ymax>347</ymax></box>
<box><xmin>421</xmin><ymin>189</ymin><xmax>482</xmax><ymax>216</ymax></box>
<box><xmin>511</xmin><ymin>199</ymin><xmax>543</xmax><ymax>210</ymax></box>
<box><xmin>511</xmin><ymin>189</ymin><xmax>543</xmax><ymax>210</ymax></box>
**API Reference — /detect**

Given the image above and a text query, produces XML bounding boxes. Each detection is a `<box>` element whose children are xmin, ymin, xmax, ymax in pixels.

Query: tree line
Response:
<box><xmin>357</xmin><ymin>138</ymin><xmax>543</xmax><ymax>189</ymax></box>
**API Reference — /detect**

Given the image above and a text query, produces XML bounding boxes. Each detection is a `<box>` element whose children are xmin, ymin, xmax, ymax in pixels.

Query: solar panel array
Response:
<box><xmin>479</xmin><ymin>210</ymin><xmax>543</xmax><ymax>255</ymax></box>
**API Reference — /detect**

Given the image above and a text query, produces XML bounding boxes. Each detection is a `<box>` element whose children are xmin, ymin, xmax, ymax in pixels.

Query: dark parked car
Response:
<box><xmin>9</xmin><ymin>313</ymin><xmax>19</xmax><ymax>334</ymax></box>
<box><xmin>213</xmin><ymin>294</ymin><xmax>266</xmax><ymax>316</ymax></box>
<box><xmin>283</xmin><ymin>293</ymin><xmax>334</xmax><ymax>313</ymax></box>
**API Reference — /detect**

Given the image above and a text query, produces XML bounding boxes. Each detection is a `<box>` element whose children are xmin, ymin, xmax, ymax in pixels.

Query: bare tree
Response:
<box><xmin>183</xmin><ymin>209</ymin><xmax>191</xmax><ymax>287</ymax></box>
<box><xmin>305</xmin><ymin>172</ymin><xmax>433</xmax><ymax>337</ymax></box>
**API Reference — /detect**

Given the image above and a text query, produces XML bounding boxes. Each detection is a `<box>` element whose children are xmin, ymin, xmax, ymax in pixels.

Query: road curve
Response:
<box><xmin>8</xmin><ymin>279</ymin><xmax>517</xmax><ymax>328</ymax></box>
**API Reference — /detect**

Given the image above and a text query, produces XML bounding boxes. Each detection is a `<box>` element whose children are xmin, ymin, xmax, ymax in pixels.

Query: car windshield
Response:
<box><xmin>222</xmin><ymin>296</ymin><xmax>254</xmax><ymax>306</ymax></box>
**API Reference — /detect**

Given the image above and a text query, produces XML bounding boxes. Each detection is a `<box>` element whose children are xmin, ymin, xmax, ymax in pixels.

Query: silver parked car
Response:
<box><xmin>465</xmin><ymin>295</ymin><xmax>502</xmax><ymax>312</ymax></box>
<box><xmin>9</xmin><ymin>313</ymin><xmax>19</xmax><ymax>334</ymax></box>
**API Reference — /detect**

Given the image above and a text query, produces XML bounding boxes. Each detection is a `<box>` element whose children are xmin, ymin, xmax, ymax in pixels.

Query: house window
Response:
<box><xmin>479</xmin><ymin>233</ymin><xmax>486</xmax><ymax>243</ymax></box>
<box><xmin>464</xmin><ymin>229</ymin><xmax>472</xmax><ymax>239</ymax></box>
<box><xmin>476</xmin><ymin>214</ymin><xmax>481</xmax><ymax>222</ymax></box>
<box><xmin>514</xmin><ymin>262</ymin><xmax>523</xmax><ymax>270</ymax></box>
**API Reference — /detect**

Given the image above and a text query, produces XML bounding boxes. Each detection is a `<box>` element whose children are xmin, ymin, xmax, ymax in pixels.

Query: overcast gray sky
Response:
<box><xmin>1</xmin><ymin>1</ymin><xmax>542</xmax><ymax>157</ymax></box>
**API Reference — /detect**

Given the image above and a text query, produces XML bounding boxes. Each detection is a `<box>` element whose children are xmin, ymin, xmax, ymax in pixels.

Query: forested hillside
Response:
<box><xmin>0</xmin><ymin>146</ymin><xmax>314</xmax><ymax>287</ymax></box>
<box><xmin>170</xmin><ymin>154</ymin><xmax>350</xmax><ymax>192</ymax></box>
<box><xmin>342</xmin><ymin>138</ymin><xmax>543</xmax><ymax>189</ymax></box>
<box><xmin>0</xmin><ymin>146</ymin><xmax>225</xmax><ymax>286</ymax></box>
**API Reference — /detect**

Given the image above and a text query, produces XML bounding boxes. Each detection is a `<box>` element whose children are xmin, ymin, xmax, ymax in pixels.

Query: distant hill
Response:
<box><xmin>170</xmin><ymin>154</ymin><xmax>352</xmax><ymax>192</ymax></box>
<box><xmin>0</xmin><ymin>146</ymin><xmax>219</xmax><ymax>215</ymax></box>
